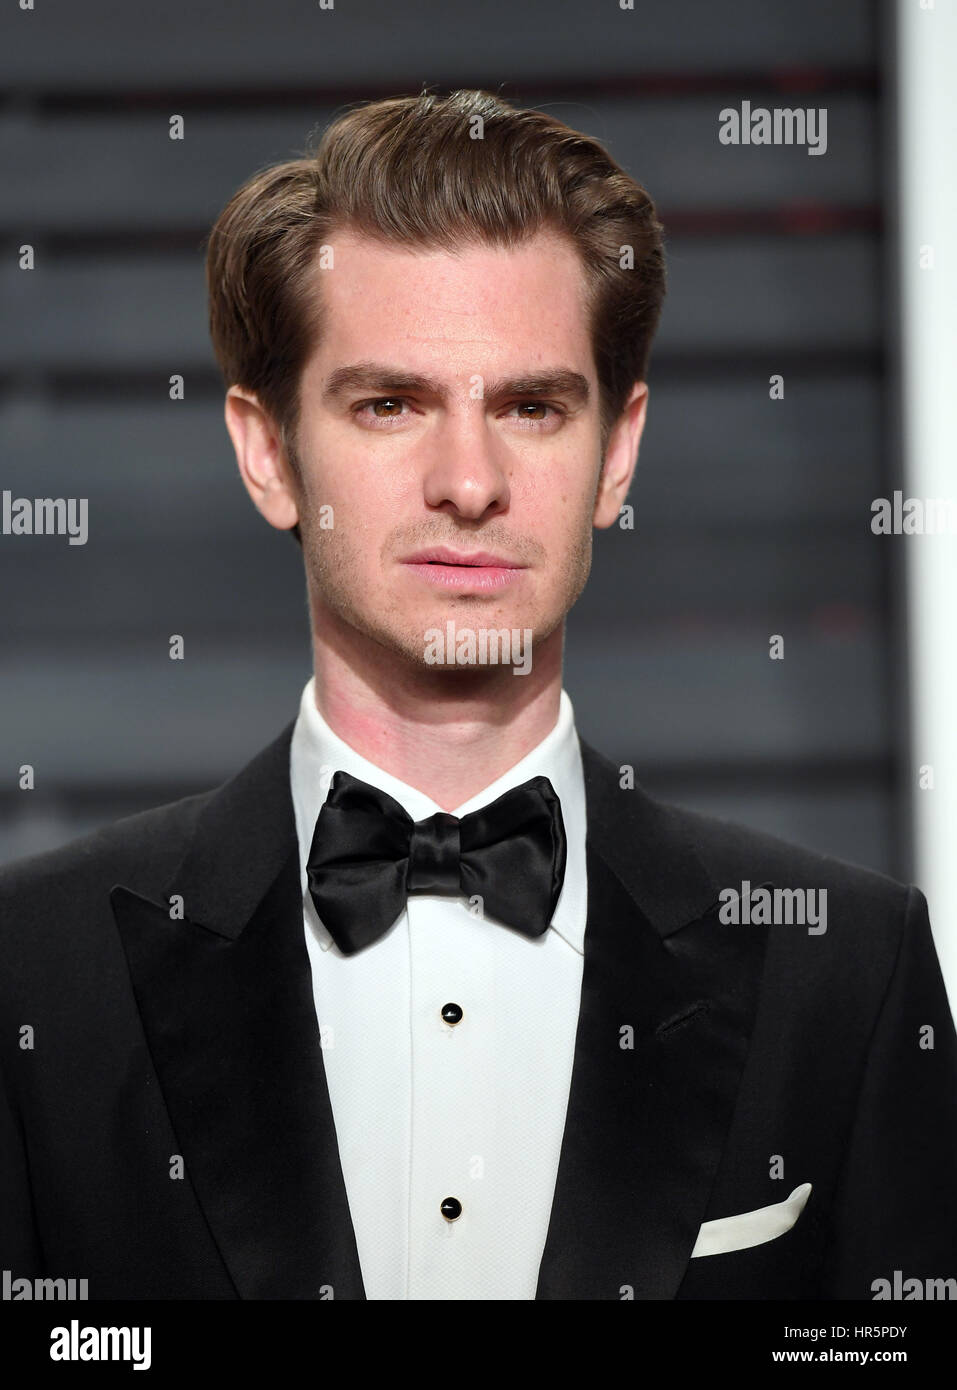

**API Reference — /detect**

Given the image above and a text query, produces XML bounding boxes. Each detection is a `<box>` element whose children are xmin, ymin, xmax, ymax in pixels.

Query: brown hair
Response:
<box><xmin>205</xmin><ymin>89</ymin><xmax>666</xmax><ymax>487</ymax></box>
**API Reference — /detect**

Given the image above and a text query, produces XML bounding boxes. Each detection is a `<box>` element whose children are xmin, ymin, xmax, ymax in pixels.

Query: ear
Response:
<box><xmin>224</xmin><ymin>387</ymin><xmax>300</xmax><ymax>532</ymax></box>
<box><xmin>593</xmin><ymin>382</ymin><xmax>649</xmax><ymax>529</ymax></box>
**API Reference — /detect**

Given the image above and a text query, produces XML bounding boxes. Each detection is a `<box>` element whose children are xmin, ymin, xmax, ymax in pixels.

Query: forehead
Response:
<box><xmin>302</xmin><ymin>226</ymin><xmax>594</xmax><ymax>381</ymax></box>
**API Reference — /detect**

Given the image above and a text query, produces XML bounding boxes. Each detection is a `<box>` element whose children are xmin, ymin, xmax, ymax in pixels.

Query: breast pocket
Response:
<box><xmin>677</xmin><ymin>1184</ymin><xmax>824</xmax><ymax>1300</ymax></box>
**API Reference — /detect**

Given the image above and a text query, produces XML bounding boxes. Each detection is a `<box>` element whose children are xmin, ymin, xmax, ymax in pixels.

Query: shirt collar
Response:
<box><xmin>289</xmin><ymin>676</ymin><xmax>587</xmax><ymax>954</ymax></box>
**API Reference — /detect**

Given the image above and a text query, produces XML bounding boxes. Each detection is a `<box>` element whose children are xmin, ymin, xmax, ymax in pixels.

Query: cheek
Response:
<box><xmin>531</xmin><ymin>467</ymin><xmax>598</xmax><ymax>535</ymax></box>
<box><xmin>298</xmin><ymin>445</ymin><xmax>395</xmax><ymax>534</ymax></box>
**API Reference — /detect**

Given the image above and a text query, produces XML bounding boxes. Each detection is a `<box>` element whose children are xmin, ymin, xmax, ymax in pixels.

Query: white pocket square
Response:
<box><xmin>690</xmin><ymin>1182</ymin><xmax>812</xmax><ymax>1258</ymax></box>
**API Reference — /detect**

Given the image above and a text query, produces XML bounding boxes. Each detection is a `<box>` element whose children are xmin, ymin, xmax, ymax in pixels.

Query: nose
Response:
<box><xmin>421</xmin><ymin>411</ymin><xmax>511</xmax><ymax>521</ymax></box>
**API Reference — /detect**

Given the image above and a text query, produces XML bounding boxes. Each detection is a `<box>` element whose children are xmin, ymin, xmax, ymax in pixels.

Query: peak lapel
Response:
<box><xmin>536</xmin><ymin>741</ymin><xmax>771</xmax><ymax>1299</ymax></box>
<box><xmin>110</xmin><ymin>723</ymin><xmax>365</xmax><ymax>1299</ymax></box>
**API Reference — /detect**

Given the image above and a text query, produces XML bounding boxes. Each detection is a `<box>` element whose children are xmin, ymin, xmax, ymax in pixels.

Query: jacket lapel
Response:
<box><xmin>109</xmin><ymin>721</ymin><xmax>768</xmax><ymax>1301</ymax></box>
<box><xmin>536</xmin><ymin>740</ymin><xmax>771</xmax><ymax>1299</ymax></box>
<box><xmin>110</xmin><ymin>723</ymin><xmax>365</xmax><ymax>1300</ymax></box>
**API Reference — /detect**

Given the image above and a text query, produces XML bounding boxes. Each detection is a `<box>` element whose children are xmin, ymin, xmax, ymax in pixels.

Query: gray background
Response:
<box><xmin>0</xmin><ymin>0</ymin><xmax>908</xmax><ymax>878</ymax></box>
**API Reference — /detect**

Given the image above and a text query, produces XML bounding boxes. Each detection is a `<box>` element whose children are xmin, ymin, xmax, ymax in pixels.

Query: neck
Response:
<box><xmin>309</xmin><ymin>613</ymin><xmax>565</xmax><ymax>811</ymax></box>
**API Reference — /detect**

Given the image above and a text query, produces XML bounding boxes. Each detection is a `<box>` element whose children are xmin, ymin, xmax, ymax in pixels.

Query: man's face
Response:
<box><xmin>281</xmin><ymin>228</ymin><xmax>631</xmax><ymax>672</ymax></box>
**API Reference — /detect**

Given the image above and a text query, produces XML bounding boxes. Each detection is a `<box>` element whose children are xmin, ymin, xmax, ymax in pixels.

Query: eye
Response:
<box><xmin>352</xmin><ymin>397</ymin><xmax>412</xmax><ymax>426</ymax></box>
<box><xmin>506</xmin><ymin>401</ymin><xmax>565</xmax><ymax>426</ymax></box>
<box><xmin>362</xmin><ymin>397</ymin><xmax>405</xmax><ymax>417</ymax></box>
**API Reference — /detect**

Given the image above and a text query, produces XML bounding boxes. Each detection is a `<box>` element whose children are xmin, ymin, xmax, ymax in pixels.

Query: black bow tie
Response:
<box><xmin>306</xmin><ymin>770</ymin><xmax>567</xmax><ymax>956</ymax></box>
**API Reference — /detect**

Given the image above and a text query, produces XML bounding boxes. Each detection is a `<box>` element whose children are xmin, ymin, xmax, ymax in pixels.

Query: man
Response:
<box><xmin>2</xmin><ymin>90</ymin><xmax>956</xmax><ymax>1302</ymax></box>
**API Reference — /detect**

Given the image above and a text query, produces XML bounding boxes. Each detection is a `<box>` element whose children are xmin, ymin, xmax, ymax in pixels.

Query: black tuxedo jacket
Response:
<box><xmin>2</xmin><ymin>723</ymin><xmax>956</xmax><ymax>1300</ymax></box>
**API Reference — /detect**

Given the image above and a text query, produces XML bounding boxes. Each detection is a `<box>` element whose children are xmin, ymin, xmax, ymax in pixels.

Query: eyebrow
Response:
<box><xmin>321</xmin><ymin>362</ymin><xmax>590</xmax><ymax>408</ymax></box>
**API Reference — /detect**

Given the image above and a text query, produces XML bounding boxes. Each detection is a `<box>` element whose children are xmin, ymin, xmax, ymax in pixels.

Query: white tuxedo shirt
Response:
<box><xmin>289</xmin><ymin>677</ymin><xmax>587</xmax><ymax>1299</ymax></box>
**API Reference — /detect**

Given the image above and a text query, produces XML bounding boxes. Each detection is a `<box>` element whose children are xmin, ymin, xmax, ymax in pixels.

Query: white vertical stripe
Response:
<box><xmin>896</xmin><ymin>0</ymin><xmax>957</xmax><ymax>1013</ymax></box>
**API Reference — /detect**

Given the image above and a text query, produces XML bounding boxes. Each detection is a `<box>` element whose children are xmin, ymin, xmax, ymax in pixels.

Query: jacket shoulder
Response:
<box><xmin>0</xmin><ymin>788</ymin><xmax>215</xmax><ymax>912</ymax></box>
<box><xmin>580</xmin><ymin>737</ymin><xmax>911</xmax><ymax>915</ymax></box>
<box><xmin>670</xmin><ymin>798</ymin><xmax>910</xmax><ymax>909</ymax></box>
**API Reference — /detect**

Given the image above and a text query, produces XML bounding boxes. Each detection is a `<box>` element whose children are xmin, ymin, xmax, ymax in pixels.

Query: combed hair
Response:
<box><xmin>205</xmin><ymin>89</ymin><xmax>666</xmax><ymax>458</ymax></box>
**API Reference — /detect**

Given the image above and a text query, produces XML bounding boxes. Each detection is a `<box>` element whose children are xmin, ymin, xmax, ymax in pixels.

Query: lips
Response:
<box><xmin>400</xmin><ymin>547</ymin><xmax>527</xmax><ymax>592</ymax></box>
<box><xmin>401</xmin><ymin>547</ymin><xmax>523</xmax><ymax>568</ymax></box>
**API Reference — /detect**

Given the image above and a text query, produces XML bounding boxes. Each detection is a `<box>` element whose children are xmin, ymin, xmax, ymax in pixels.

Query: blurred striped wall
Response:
<box><xmin>0</xmin><ymin>0</ymin><xmax>907</xmax><ymax>880</ymax></box>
